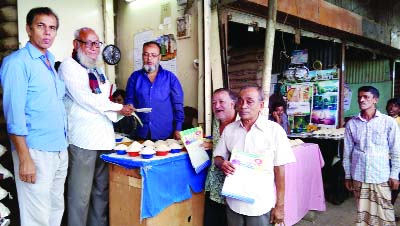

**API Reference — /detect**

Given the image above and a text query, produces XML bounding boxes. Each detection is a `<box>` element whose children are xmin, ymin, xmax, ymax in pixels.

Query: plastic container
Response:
<box><xmin>127</xmin><ymin>151</ymin><xmax>140</xmax><ymax>157</ymax></box>
<box><xmin>141</xmin><ymin>153</ymin><xmax>154</xmax><ymax>159</ymax></box>
<box><xmin>116</xmin><ymin>149</ymin><xmax>127</xmax><ymax>155</ymax></box>
<box><xmin>156</xmin><ymin>150</ymin><xmax>169</xmax><ymax>156</ymax></box>
<box><xmin>170</xmin><ymin>148</ymin><xmax>182</xmax><ymax>154</ymax></box>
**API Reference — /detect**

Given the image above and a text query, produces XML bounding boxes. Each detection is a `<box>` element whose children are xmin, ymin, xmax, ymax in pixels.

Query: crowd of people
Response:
<box><xmin>0</xmin><ymin>7</ymin><xmax>184</xmax><ymax>226</ymax></box>
<box><xmin>1</xmin><ymin>6</ymin><xmax>400</xmax><ymax>226</ymax></box>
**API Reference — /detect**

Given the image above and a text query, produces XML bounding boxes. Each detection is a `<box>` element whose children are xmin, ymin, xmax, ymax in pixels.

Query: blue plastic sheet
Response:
<box><xmin>101</xmin><ymin>153</ymin><xmax>207</xmax><ymax>220</ymax></box>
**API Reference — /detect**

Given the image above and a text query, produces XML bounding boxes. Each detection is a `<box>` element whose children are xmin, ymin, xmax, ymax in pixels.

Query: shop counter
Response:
<box><xmin>101</xmin><ymin>152</ymin><xmax>207</xmax><ymax>226</ymax></box>
<box><xmin>285</xmin><ymin>143</ymin><xmax>326</xmax><ymax>225</ymax></box>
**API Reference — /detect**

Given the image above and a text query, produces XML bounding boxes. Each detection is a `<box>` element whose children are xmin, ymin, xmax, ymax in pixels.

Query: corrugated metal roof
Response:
<box><xmin>345</xmin><ymin>60</ymin><xmax>390</xmax><ymax>84</ymax></box>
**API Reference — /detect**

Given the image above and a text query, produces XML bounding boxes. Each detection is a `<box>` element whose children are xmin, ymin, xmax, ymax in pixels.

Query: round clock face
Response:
<box><xmin>102</xmin><ymin>44</ymin><xmax>121</xmax><ymax>65</ymax></box>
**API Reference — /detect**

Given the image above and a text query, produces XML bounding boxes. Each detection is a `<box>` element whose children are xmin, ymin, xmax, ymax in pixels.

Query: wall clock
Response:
<box><xmin>102</xmin><ymin>44</ymin><xmax>121</xmax><ymax>65</ymax></box>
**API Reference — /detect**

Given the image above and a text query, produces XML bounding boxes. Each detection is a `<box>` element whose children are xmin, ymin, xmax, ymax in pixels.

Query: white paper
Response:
<box><xmin>135</xmin><ymin>108</ymin><xmax>152</xmax><ymax>113</ymax></box>
<box><xmin>180</xmin><ymin>127</ymin><xmax>210</xmax><ymax>173</ymax></box>
<box><xmin>133</xmin><ymin>30</ymin><xmax>154</xmax><ymax>72</ymax></box>
<box><xmin>159</xmin><ymin>54</ymin><xmax>177</xmax><ymax>75</ymax></box>
<box><xmin>221</xmin><ymin>150</ymin><xmax>270</xmax><ymax>203</ymax></box>
<box><xmin>163</xmin><ymin>17</ymin><xmax>171</xmax><ymax>25</ymax></box>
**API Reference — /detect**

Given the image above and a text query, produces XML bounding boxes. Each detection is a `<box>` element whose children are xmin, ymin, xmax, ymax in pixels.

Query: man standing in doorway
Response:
<box><xmin>343</xmin><ymin>86</ymin><xmax>400</xmax><ymax>226</ymax></box>
<box><xmin>0</xmin><ymin>7</ymin><xmax>68</xmax><ymax>226</ymax></box>
<box><xmin>125</xmin><ymin>41</ymin><xmax>184</xmax><ymax>140</ymax></box>
<box><xmin>58</xmin><ymin>27</ymin><xmax>133</xmax><ymax>226</ymax></box>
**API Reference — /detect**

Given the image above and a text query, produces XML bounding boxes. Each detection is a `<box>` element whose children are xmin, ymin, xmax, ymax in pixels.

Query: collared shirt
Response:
<box><xmin>343</xmin><ymin>110</ymin><xmax>400</xmax><ymax>183</ymax></box>
<box><xmin>214</xmin><ymin>114</ymin><xmax>295</xmax><ymax>216</ymax></box>
<box><xmin>0</xmin><ymin>42</ymin><xmax>68</xmax><ymax>152</ymax></box>
<box><xmin>204</xmin><ymin>118</ymin><xmax>227</xmax><ymax>204</ymax></box>
<box><xmin>125</xmin><ymin>66</ymin><xmax>184</xmax><ymax>140</ymax></box>
<box><xmin>58</xmin><ymin>57</ymin><xmax>122</xmax><ymax>150</ymax></box>
<box><xmin>394</xmin><ymin>116</ymin><xmax>400</xmax><ymax>127</ymax></box>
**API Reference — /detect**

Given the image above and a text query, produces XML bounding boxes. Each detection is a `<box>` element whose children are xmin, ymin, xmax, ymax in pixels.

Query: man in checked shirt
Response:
<box><xmin>343</xmin><ymin>86</ymin><xmax>400</xmax><ymax>226</ymax></box>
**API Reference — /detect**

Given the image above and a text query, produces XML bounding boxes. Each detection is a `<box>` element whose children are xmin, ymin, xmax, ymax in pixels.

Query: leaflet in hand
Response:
<box><xmin>180</xmin><ymin>127</ymin><xmax>210</xmax><ymax>173</ymax></box>
<box><xmin>116</xmin><ymin>112</ymin><xmax>143</xmax><ymax>126</ymax></box>
<box><xmin>221</xmin><ymin>149</ymin><xmax>268</xmax><ymax>204</ymax></box>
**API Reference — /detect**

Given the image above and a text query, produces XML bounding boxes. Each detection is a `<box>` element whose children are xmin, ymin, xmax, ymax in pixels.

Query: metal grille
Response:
<box><xmin>345</xmin><ymin>60</ymin><xmax>390</xmax><ymax>84</ymax></box>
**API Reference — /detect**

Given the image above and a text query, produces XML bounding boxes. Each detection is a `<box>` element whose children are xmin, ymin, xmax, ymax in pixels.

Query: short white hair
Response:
<box><xmin>74</xmin><ymin>27</ymin><xmax>93</xmax><ymax>39</ymax></box>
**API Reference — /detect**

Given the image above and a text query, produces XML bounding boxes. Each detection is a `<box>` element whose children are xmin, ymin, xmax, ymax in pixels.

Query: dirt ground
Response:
<box><xmin>295</xmin><ymin>196</ymin><xmax>400</xmax><ymax>226</ymax></box>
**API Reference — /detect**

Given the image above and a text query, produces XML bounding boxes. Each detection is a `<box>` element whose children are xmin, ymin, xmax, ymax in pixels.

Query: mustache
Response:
<box><xmin>143</xmin><ymin>63</ymin><xmax>159</xmax><ymax>73</ymax></box>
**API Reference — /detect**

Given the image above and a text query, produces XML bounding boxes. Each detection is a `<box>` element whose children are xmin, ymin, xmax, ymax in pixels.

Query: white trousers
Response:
<box><xmin>12</xmin><ymin>149</ymin><xmax>68</xmax><ymax>226</ymax></box>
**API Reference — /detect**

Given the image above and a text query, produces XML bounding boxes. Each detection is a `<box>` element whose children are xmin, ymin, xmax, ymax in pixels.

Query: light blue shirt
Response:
<box><xmin>0</xmin><ymin>42</ymin><xmax>68</xmax><ymax>152</ymax></box>
<box><xmin>343</xmin><ymin>110</ymin><xmax>400</xmax><ymax>183</ymax></box>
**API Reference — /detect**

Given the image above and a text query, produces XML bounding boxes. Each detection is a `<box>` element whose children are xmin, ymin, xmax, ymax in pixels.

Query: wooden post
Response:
<box><xmin>197</xmin><ymin>0</ymin><xmax>205</xmax><ymax>130</ymax></box>
<box><xmin>261</xmin><ymin>0</ymin><xmax>277</xmax><ymax>113</ymax></box>
<box><xmin>339</xmin><ymin>42</ymin><xmax>346</xmax><ymax>127</ymax></box>
<box><xmin>204</xmin><ymin>0</ymin><xmax>212</xmax><ymax>136</ymax></box>
<box><xmin>102</xmin><ymin>0</ymin><xmax>116</xmax><ymax>84</ymax></box>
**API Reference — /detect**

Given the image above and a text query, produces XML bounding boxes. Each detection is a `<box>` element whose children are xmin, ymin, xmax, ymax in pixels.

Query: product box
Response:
<box><xmin>109</xmin><ymin>164</ymin><xmax>205</xmax><ymax>226</ymax></box>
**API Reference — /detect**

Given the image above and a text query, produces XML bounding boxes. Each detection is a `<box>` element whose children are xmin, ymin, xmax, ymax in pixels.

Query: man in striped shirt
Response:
<box><xmin>343</xmin><ymin>86</ymin><xmax>400</xmax><ymax>226</ymax></box>
<box><xmin>59</xmin><ymin>27</ymin><xmax>133</xmax><ymax>226</ymax></box>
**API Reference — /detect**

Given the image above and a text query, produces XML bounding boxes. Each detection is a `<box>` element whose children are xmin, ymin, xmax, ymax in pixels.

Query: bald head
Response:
<box><xmin>73</xmin><ymin>27</ymin><xmax>102</xmax><ymax>68</ymax></box>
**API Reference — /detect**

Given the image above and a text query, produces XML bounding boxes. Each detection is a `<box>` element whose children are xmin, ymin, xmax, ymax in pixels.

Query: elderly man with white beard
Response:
<box><xmin>58</xmin><ymin>27</ymin><xmax>133</xmax><ymax>226</ymax></box>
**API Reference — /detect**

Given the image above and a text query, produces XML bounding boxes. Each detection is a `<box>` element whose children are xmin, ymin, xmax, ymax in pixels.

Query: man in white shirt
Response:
<box><xmin>58</xmin><ymin>27</ymin><xmax>133</xmax><ymax>226</ymax></box>
<box><xmin>214</xmin><ymin>85</ymin><xmax>295</xmax><ymax>226</ymax></box>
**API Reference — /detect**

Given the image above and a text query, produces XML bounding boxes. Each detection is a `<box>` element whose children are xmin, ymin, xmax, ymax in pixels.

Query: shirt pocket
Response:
<box><xmin>372</xmin><ymin>127</ymin><xmax>387</xmax><ymax>146</ymax></box>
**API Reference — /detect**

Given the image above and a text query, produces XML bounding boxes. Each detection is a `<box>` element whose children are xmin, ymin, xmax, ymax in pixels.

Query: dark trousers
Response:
<box><xmin>204</xmin><ymin>192</ymin><xmax>227</xmax><ymax>226</ymax></box>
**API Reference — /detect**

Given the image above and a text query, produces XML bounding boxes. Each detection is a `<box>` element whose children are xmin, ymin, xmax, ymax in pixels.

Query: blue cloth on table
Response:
<box><xmin>100</xmin><ymin>153</ymin><xmax>207</xmax><ymax>220</ymax></box>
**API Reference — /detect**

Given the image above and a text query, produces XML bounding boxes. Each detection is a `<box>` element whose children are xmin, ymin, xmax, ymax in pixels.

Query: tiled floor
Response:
<box><xmin>295</xmin><ymin>196</ymin><xmax>400</xmax><ymax>226</ymax></box>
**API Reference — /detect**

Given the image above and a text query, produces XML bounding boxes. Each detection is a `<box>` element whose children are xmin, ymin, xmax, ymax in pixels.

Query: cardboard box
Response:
<box><xmin>109</xmin><ymin>164</ymin><xmax>205</xmax><ymax>226</ymax></box>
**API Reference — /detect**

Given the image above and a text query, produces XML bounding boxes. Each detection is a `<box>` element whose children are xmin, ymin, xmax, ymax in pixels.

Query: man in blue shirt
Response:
<box><xmin>125</xmin><ymin>41</ymin><xmax>184</xmax><ymax>140</ymax></box>
<box><xmin>0</xmin><ymin>7</ymin><xmax>68</xmax><ymax>226</ymax></box>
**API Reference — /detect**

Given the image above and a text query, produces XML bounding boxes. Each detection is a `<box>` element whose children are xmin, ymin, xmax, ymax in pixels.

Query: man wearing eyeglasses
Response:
<box><xmin>125</xmin><ymin>41</ymin><xmax>184</xmax><ymax>140</ymax></box>
<box><xmin>0</xmin><ymin>7</ymin><xmax>68</xmax><ymax>226</ymax></box>
<box><xmin>58</xmin><ymin>27</ymin><xmax>133</xmax><ymax>226</ymax></box>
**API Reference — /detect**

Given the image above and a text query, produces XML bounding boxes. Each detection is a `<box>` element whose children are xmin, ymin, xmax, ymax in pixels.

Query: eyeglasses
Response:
<box><xmin>142</xmin><ymin>53</ymin><xmax>160</xmax><ymax>58</ymax></box>
<box><xmin>75</xmin><ymin>39</ymin><xmax>103</xmax><ymax>48</ymax></box>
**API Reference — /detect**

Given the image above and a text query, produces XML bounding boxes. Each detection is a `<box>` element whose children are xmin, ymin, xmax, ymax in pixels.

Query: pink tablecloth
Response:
<box><xmin>284</xmin><ymin>143</ymin><xmax>326</xmax><ymax>226</ymax></box>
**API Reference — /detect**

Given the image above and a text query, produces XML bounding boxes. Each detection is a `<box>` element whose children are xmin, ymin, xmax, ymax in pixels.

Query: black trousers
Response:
<box><xmin>204</xmin><ymin>192</ymin><xmax>227</xmax><ymax>226</ymax></box>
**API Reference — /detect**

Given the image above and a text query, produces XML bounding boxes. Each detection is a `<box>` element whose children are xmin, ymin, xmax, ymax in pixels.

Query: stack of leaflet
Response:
<box><xmin>0</xmin><ymin>145</ymin><xmax>11</xmax><ymax>226</ymax></box>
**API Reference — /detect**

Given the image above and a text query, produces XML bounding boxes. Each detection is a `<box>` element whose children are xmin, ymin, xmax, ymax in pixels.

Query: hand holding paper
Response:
<box><xmin>215</xmin><ymin>156</ymin><xmax>235</xmax><ymax>175</ymax></box>
<box><xmin>180</xmin><ymin>127</ymin><xmax>210</xmax><ymax>174</ymax></box>
<box><xmin>119</xmin><ymin>105</ymin><xmax>134</xmax><ymax>116</ymax></box>
<box><xmin>221</xmin><ymin>150</ymin><xmax>269</xmax><ymax>203</ymax></box>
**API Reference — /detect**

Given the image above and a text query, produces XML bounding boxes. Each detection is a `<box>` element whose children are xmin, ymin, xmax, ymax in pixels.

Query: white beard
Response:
<box><xmin>143</xmin><ymin>63</ymin><xmax>159</xmax><ymax>73</ymax></box>
<box><xmin>77</xmin><ymin>47</ymin><xmax>103</xmax><ymax>69</ymax></box>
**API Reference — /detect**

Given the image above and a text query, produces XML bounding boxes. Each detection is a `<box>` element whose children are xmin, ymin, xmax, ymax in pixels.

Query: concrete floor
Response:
<box><xmin>295</xmin><ymin>197</ymin><xmax>400</xmax><ymax>226</ymax></box>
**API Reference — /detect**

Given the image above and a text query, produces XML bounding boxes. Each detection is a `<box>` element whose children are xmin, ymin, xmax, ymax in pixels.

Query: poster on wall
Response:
<box><xmin>156</xmin><ymin>34</ymin><xmax>177</xmax><ymax>74</ymax></box>
<box><xmin>133</xmin><ymin>31</ymin><xmax>177</xmax><ymax>75</ymax></box>
<box><xmin>177</xmin><ymin>14</ymin><xmax>191</xmax><ymax>39</ymax></box>
<box><xmin>133</xmin><ymin>30</ymin><xmax>153</xmax><ymax>72</ymax></box>
<box><xmin>291</xmin><ymin>50</ymin><xmax>308</xmax><ymax>65</ymax></box>
<box><xmin>343</xmin><ymin>83</ymin><xmax>352</xmax><ymax>111</ymax></box>
<box><xmin>308</xmin><ymin>69</ymin><xmax>339</xmax><ymax>81</ymax></box>
<box><xmin>311</xmin><ymin>80</ymin><xmax>339</xmax><ymax>128</ymax></box>
<box><xmin>288</xmin><ymin>115</ymin><xmax>310</xmax><ymax>133</ymax></box>
<box><xmin>286</xmin><ymin>83</ymin><xmax>312</xmax><ymax>115</ymax></box>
